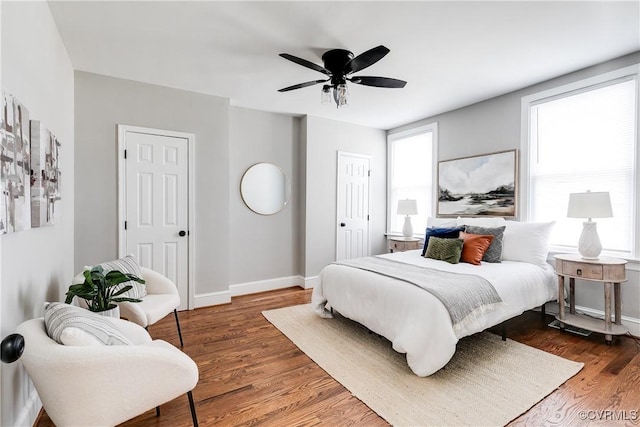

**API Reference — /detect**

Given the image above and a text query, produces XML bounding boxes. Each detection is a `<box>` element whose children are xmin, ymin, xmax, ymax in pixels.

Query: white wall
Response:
<box><xmin>303</xmin><ymin>116</ymin><xmax>387</xmax><ymax>279</ymax></box>
<box><xmin>74</xmin><ymin>72</ymin><xmax>230</xmax><ymax>305</ymax></box>
<box><xmin>1</xmin><ymin>2</ymin><xmax>75</xmax><ymax>426</ymax></box>
<box><xmin>229</xmin><ymin>107</ymin><xmax>301</xmax><ymax>288</ymax></box>
<box><xmin>389</xmin><ymin>52</ymin><xmax>640</xmax><ymax>330</ymax></box>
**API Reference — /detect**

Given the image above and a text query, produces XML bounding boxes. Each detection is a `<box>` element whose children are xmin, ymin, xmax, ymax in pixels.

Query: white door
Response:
<box><xmin>336</xmin><ymin>152</ymin><xmax>371</xmax><ymax>260</ymax></box>
<box><xmin>119</xmin><ymin>126</ymin><xmax>193</xmax><ymax>310</ymax></box>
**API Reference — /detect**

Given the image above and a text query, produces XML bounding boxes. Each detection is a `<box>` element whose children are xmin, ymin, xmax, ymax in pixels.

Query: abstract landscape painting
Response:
<box><xmin>437</xmin><ymin>149</ymin><xmax>517</xmax><ymax>217</ymax></box>
<box><xmin>30</xmin><ymin>120</ymin><xmax>62</xmax><ymax>227</ymax></box>
<box><xmin>1</xmin><ymin>92</ymin><xmax>31</xmax><ymax>234</ymax></box>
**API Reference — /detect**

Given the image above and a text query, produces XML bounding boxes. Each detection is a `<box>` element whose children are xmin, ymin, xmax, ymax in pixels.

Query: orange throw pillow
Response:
<box><xmin>460</xmin><ymin>231</ymin><xmax>494</xmax><ymax>265</ymax></box>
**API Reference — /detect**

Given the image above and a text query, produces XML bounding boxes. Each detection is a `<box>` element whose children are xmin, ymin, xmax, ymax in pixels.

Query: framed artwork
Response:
<box><xmin>437</xmin><ymin>149</ymin><xmax>518</xmax><ymax>217</ymax></box>
<box><xmin>30</xmin><ymin>120</ymin><xmax>62</xmax><ymax>227</ymax></box>
<box><xmin>1</xmin><ymin>92</ymin><xmax>31</xmax><ymax>234</ymax></box>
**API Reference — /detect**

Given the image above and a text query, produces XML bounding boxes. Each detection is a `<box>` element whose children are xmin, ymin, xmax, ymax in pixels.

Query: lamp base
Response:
<box><xmin>578</xmin><ymin>221</ymin><xmax>602</xmax><ymax>260</ymax></box>
<box><xmin>402</xmin><ymin>215</ymin><xmax>413</xmax><ymax>238</ymax></box>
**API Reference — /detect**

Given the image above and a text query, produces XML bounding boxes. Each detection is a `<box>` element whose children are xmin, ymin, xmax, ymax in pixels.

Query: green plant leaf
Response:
<box><xmin>112</xmin><ymin>297</ymin><xmax>143</xmax><ymax>303</ymax></box>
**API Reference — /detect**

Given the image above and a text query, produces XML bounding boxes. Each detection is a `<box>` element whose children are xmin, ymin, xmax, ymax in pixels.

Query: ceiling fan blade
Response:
<box><xmin>349</xmin><ymin>76</ymin><xmax>407</xmax><ymax>88</ymax></box>
<box><xmin>345</xmin><ymin>45</ymin><xmax>390</xmax><ymax>74</ymax></box>
<box><xmin>278</xmin><ymin>79</ymin><xmax>329</xmax><ymax>92</ymax></box>
<box><xmin>279</xmin><ymin>53</ymin><xmax>330</xmax><ymax>76</ymax></box>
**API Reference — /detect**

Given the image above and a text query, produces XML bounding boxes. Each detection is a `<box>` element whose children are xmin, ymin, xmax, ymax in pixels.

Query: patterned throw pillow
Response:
<box><xmin>99</xmin><ymin>255</ymin><xmax>146</xmax><ymax>299</ymax></box>
<box><xmin>459</xmin><ymin>231</ymin><xmax>494</xmax><ymax>265</ymax></box>
<box><xmin>425</xmin><ymin>237</ymin><xmax>464</xmax><ymax>264</ymax></box>
<box><xmin>44</xmin><ymin>302</ymin><xmax>132</xmax><ymax>346</ymax></box>
<box><xmin>421</xmin><ymin>226</ymin><xmax>464</xmax><ymax>256</ymax></box>
<box><xmin>464</xmin><ymin>225</ymin><xmax>506</xmax><ymax>263</ymax></box>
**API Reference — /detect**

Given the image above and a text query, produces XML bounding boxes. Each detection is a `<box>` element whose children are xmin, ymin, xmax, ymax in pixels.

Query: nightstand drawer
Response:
<box><xmin>388</xmin><ymin>239</ymin><xmax>421</xmax><ymax>252</ymax></box>
<box><xmin>562</xmin><ymin>261</ymin><xmax>603</xmax><ymax>280</ymax></box>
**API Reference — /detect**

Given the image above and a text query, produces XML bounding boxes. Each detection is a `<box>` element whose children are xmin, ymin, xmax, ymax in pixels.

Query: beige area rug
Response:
<box><xmin>263</xmin><ymin>304</ymin><xmax>583</xmax><ymax>427</ymax></box>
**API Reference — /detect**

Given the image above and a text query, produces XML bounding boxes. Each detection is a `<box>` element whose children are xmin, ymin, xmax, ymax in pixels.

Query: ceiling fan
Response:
<box><xmin>278</xmin><ymin>45</ymin><xmax>407</xmax><ymax>108</ymax></box>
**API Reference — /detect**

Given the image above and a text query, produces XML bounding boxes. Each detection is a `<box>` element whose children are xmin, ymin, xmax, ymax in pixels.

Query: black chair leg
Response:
<box><xmin>174</xmin><ymin>309</ymin><xmax>184</xmax><ymax>347</ymax></box>
<box><xmin>156</xmin><ymin>406</ymin><xmax>160</xmax><ymax>417</ymax></box>
<box><xmin>187</xmin><ymin>391</ymin><xmax>198</xmax><ymax>427</ymax></box>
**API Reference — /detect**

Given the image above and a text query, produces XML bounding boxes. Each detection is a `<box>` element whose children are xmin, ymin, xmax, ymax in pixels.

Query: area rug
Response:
<box><xmin>263</xmin><ymin>304</ymin><xmax>583</xmax><ymax>426</ymax></box>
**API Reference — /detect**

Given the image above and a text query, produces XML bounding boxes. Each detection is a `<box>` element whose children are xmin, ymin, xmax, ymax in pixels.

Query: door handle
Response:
<box><xmin>340</xmin><ymin>222</ymin><xmax>346</xmax><ymax>227</ymax></box>
<box><xmin>179</xmin><ymin>230</ymin><xmax>187</xmax><ymax>237</ymax></box>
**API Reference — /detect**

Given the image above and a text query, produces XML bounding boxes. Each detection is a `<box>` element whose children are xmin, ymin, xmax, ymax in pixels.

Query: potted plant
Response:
<box><xmin>65</xmin><ymin>265</ymin><xmax>145</xmax><ymax>316</ymax></box>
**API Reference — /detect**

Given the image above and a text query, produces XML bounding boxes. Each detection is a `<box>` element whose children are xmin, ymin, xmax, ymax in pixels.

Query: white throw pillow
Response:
<box><xmin>44</xmin><ymin>302</ymin><xmax>133</xmax><ymax>346</ymax></box>
<box><xmin>502</xmin><ymin>221</ymin><xmax>555</xmax><ymax>266</ymax></box>
<box><xmin>99</xmin><ymin>255</ymin><xmax>147</xmax><ymax>299</ymax></box>
<box><xmin>456</xmin><ymin>216</ymin><xmax>507</xmax><ymax>227</ymax></box>
<box><xmin>427</xmin><ymin>217</ymin><xmax>458</xmax><ymax>229</ymax></box>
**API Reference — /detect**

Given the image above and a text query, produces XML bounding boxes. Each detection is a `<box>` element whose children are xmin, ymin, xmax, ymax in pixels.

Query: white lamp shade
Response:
<box><xmin>567</xmin><ymin>191</ymin><xmax>612</xmax><ymax>219</ymax></box>
<box><xmin>397</xmin><ymin>199</ymin><xmax>418</xmax><ymax>216</ymax></box>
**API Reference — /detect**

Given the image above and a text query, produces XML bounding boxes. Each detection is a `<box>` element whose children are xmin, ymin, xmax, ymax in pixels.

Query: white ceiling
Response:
<box><xmin>48</xmin><ymin>1</ymin><xmax>640</xmax><ymax>130</ymax></box>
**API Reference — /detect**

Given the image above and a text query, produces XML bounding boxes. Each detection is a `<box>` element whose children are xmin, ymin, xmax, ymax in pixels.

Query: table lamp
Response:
<box><xmin>567</xmin><ymin>190</ymin><xmax>612</xmax><ymax>259</ymax></box>
<box><xmin>397</xmin><ymin>199</ymin><xmax>418</xmax><ymax>238</ymax></box>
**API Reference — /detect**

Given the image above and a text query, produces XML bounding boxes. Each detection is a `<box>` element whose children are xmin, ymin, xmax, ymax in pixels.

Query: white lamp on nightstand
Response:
<box><xmin>397</xmin><ymin>199</ymin><xmax>418</xmax><ymax>238</ymax></box>
<box><xmin>567</xmin><ymin>190</ymin><xmax>612</xmax><ymax>260</ymax></box>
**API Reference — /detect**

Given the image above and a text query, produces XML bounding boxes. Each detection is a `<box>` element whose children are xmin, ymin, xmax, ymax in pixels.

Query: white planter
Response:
<box><xmin>95</xmin><ymin>305</ymin><xmax>120</xmax><ymax>318</ymax></box>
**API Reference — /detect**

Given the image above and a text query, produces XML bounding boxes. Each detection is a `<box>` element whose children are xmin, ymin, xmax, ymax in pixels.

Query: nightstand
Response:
<box><xmin>388</xmin><ymin>237</ymin><xmax>421</xmax><ymax>253</ymax></box>
<box><xmin>554</xmin><ymin>253</ymin><xmax>627</xmax><ymax>343</ymax></box>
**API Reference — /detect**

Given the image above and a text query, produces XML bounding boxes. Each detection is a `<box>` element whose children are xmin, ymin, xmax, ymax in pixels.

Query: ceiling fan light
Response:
<box><xmin>321</xmin><ymin>85</ymin><xmax>332</xmax><ymax>104</ymax></box>
<box><xmin>336</xmin><ymin>83</ymin><xmax>349</xmax><ymax>108</ymax></box>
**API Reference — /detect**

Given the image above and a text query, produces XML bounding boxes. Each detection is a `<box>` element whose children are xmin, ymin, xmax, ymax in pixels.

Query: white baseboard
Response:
<box><xmin>194</xmin><ymin>290</ymin><xmax>231</xmax><ymax>308</ymax></box>
<box><xmin>303</xmin><ymin>275</ymin><xmax>320</xmax><ymax>289</ymax></box>
<box><xmin>542</xmin><ymin>302</ymin><xmax>640</xmax><ymax>338</ymax></box>
<box><xmin>15</xmin><ymin>388</ymin><xmax>41</xmax><ymax>427</ymax></box>
<box><xmin>229</xmin><ymin>275</ymin><xmax>305</xmax><ymax>297</ymax></box>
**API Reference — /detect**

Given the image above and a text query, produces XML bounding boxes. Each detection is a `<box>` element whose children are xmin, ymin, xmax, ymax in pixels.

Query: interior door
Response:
<box><xmin>336</xmin><ymin>152</ymin><xmax>371</xmax><ymax>261</ymax></box>
<box><xmin>121</xmin><ymin>127</ymin><xmax>190</xmax><ymax>310</ymax></box>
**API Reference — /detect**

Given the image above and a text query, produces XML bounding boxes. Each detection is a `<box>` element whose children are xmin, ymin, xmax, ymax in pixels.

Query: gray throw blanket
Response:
<box><xmin>335</xmin><ymin>256</ymin><xmax>503</xmax><ymax>332</ymax></box>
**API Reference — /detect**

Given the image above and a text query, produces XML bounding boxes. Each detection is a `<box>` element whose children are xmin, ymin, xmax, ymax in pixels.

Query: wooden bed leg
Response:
<box><xmin>501</xmin><ymin>324</ymin><xmax>507</xmax><ymax>341</ymax></box>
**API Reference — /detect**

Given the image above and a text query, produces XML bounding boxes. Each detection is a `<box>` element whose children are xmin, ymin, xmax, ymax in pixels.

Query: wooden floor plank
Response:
<box><xmin>34</xmin><ymin>287</ymin><xmax>640</xmax><ymax>426</ymax></box>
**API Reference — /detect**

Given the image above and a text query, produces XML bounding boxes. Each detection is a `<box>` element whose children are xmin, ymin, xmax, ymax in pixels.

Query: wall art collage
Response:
<box><xmin>1</xmin><ymin>92</ymin><xmax>62</xmax><ymax>235</ymax></box>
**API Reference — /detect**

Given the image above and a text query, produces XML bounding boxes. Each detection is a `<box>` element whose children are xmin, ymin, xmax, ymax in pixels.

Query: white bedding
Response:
<box><xmin>311</xmin><ymin>250</ymin><xmax>556</xmax><ymax>377</ymax></box>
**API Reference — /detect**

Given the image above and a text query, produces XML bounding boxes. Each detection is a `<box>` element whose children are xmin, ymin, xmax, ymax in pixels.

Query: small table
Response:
<box><xmin>388</xmin><ymin>237</ymin><xmax>421</xmax><ymax>253</ymax></box>
<box><xmin>554</xmin><ymin>253</ymin><xmax>627</xmax><ymax>343</ymax></box>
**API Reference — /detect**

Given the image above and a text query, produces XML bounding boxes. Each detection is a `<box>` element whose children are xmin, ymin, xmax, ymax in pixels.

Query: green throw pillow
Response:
<box><xmin>425</xmin><ymin>237</ymin><xmax>463</xmax><ymax>264</ymax></box>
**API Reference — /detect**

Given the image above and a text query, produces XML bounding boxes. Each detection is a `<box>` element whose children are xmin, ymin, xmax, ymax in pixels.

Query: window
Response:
<box><xmin>387</xmin><ymin>123</ymin><xmax>438</xmax><ymax>236</ymax></box>
<box><xmin>522</xmin><ymin>65</ymin><xmax>639</xmax><ymax>259</ymax></box>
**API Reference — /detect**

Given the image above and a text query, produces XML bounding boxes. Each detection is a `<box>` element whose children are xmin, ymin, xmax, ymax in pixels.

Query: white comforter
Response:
<box><xmin>311</xmin><ymin>250</ymin><xmax>556</xmax><ymax>377</ymax></box>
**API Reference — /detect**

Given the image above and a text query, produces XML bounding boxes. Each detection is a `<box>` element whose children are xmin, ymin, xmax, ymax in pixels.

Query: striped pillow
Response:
<box><xmin>99</xmin><ymin>255</ymin><xmax>147</xmax><ymax>299</ymax></box>
<box><xmin>44</xmin><ymin>302</ymin><xmax>132</xmax><ymax>346</ymax></box>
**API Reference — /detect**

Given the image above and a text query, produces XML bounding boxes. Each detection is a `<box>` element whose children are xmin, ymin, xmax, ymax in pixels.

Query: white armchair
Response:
<box><xmin>15</xmin><ymin>317</ymin><xmax>198</xmax><ymax>427</ymax></box>
<box><xmin>74</xmin><ymin>266</ymin><xmax>184</xmax><ymax>346</ymax></box>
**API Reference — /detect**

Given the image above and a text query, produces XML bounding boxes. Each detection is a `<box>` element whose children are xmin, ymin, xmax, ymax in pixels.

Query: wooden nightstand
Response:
<box><xmin>554</xmin><ymin>253</ymin><xmax>627</xmax><ymax>343</ymax></box>
<box><xmin>388</xmin><ymin>237</ymin><xmax>422</xmax><ymax>253</ymax></box>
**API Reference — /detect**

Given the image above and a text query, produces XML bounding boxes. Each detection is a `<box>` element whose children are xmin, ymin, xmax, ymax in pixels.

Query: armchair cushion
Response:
<box><xmin>99</xmin><ymin>254</ymin><xmax>147</xmax><ymax>298</ymax></box>
<box><xmin>44</xmin><ymin>302</ymin><xmax>132</xmax><ymax>346</ymax></box>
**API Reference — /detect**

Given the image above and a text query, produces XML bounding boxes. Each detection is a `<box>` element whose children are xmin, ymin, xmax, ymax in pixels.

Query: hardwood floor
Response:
<box><xmin>35</xmin><ymin>287</ymin><xmax>639</xmax><ymax>427</ymax></box>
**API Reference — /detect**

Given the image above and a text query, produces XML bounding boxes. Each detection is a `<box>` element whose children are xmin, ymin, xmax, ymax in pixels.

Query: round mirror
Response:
<box><xmin>240</xmin><ymin>163</ymin><xmax>291</xmax><ymax>215</ymax></box>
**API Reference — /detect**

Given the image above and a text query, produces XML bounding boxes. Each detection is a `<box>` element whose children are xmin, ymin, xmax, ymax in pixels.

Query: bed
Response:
<box><xmin>311</xmin><ymin>219</ymin><xmax>557</xmax><ymax>377</ymax></box>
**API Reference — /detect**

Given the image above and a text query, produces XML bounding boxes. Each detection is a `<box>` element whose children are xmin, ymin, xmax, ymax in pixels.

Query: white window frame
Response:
<box><xmin>386</xmin><ymin>122</ymin><xmax>439</xmax><ymax>236</ymax></box>
<box><xmin>520</xmin><ymin>64</ymin><xmax>640</xmax><ymax>265</ymax></box>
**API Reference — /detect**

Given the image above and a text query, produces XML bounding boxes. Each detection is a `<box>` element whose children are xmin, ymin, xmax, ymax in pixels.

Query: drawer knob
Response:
<box><xmin>576</xmin><ymin>269</ymin><xmax>582</xmax><ymax>276</ymax></box>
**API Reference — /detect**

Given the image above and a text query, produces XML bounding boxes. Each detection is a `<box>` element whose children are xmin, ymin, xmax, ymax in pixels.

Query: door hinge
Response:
<box><xmin>124</xmin><ymin>149</ymin><xmax>127</xmax><ymax>159</ymax></box>
<box><xmin>368</xmin><ymin>170</ymin><xmax>371</xmax><ymax>177</ymax></box>
<box><xmin>124</xmin><ymin>221</ymin><xmax>127</xmax><ymax>230</ymax></box>
<box><xmin>367</xmin><ymin>215</ymin><xmax>370</xmax><ymax>221</ymax></box>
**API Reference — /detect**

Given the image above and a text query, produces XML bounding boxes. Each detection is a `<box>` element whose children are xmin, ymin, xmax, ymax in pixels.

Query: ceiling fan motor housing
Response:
<box><xmin>322</xmin><ymin>49</ymin><xmax>353</xmax><ymax>85</ymax></box>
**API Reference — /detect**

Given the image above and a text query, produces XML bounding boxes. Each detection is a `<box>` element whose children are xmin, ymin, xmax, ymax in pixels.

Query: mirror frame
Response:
<box><xmin>240</xmin><ymin>162</ymin><xmax>291</xmax><ymax>215</ymax></box>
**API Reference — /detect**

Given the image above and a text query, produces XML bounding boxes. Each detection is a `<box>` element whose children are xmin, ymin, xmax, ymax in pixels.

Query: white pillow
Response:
<box><xmin>456</xmin><ymin>216</ymin><xmax>506</xmax><ymax>227</ymax></box>
<box><xmin>502</xmin><ymin>221</ymin><xmax>555</xmax><ymax>266</ymax></box>
<box><xmin>427</xmin><ymin>217</ymin><xmax>458</xmax><ymax>229</ymax></box>
<box><xmin>44</xmin><ymin>302</ymin><xmax>133</xmax><ymax>346</ymax></box>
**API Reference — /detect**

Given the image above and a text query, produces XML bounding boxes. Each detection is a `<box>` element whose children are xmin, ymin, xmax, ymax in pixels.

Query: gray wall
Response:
<box><xmin>303</xmin><ymin>116</ymin><xmax>387</xmax><ymax>277</ymax></box>
<box><xmin>74</xmin><ymin>71</ymin><xmax>230</xmax><ymax>296</ymax></box>
<box><xmin>389</xmin><ymin>52</ymin><xmax>640</xmax><ymax>320</ymax></box>
<box><xmin>1</xmin><ymin>3</ymin><xmax>75</xmax><ymax>426</ymax></box>
<box><xmin>229</xmin><ymin>107</ymin><xmax>301</xmax><ymax>284</ymax></box>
